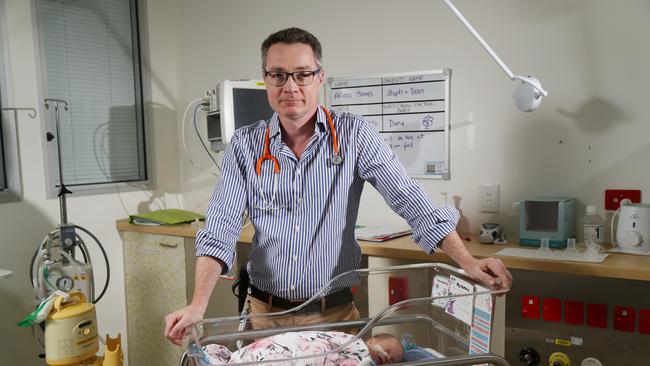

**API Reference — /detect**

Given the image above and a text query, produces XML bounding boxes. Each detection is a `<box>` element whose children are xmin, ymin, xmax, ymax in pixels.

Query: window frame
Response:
<box><xmin>35</xmin><ymin>0</ymin><xmax>151</xmax><ymax>198</ymax></box>
<box><xmin>0</xmin><ymin>0</ymin><xmax>22</xmax><ymax>204</ymax></box>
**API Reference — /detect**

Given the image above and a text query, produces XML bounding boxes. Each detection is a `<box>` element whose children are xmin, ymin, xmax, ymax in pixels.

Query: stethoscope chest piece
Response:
<box><xmin>330</xmin><ymin>154</ymin><xmax>343</xmax><ymax>165</ymax></box>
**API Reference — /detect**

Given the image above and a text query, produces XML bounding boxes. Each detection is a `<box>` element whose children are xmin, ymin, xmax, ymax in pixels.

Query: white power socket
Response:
<box><xmin>479</xmin><ymin>184</ymin><xmax>500</xmax><ymax>212</ymax></box>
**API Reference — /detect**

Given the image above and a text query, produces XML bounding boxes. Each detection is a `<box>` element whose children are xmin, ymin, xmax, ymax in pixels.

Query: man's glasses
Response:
<box><xmin>263</xmin><ymin>68</ymin><xmax>322</xmax><ymax>87</ymax></box>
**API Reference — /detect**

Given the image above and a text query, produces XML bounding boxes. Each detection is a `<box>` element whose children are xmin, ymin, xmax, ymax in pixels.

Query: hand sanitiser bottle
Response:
<box><xmin>581</xmin><ymin>205</ymin><xmax>605</xmax><ymax>245</ymax></box>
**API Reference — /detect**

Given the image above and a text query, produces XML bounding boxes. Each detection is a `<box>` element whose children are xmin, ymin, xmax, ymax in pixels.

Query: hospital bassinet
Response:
<box><xmin>180</xmin><ymin>263</ymin><xmax>509</xmax><ymax>366</ymax></box>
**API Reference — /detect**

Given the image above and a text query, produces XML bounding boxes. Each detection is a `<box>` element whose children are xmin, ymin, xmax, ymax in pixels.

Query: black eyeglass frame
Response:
<box><xmin>262</xmin><ymin>68</ymin><xmax>322</xmax><ymax>87</ymax></box>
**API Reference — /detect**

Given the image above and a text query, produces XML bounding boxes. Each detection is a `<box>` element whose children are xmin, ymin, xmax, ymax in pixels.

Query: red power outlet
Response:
<box><xmin>605</xmin><ymin>189</ymin><xmax>641</xmax><ymax>210</ymax></box>
<box><xmin>564</xmin><ymin>300</ymin><xmax>584</xmax><ymax>325</ymax></box>
<box><xmin>521</xmin><ymin>295</ymin><xmax>540</xmax><ymax>319</ymax></box>
<box><xmin>388</xmin><ymin>277</ymin><xmax>408</xmax><ymax>305</ymax></box>
<box><xmin>543</xmin><ymin>298</ymin><xmax>562</xmax><ymax>322</ymax></box>
<box><xmin>639</xmin><ymin>309</ymin><xmax>650</xmax><ymax>335</ymax></box>
<box><xmin>614</xmin><ymin>306</ymin><xmax>635</xmax><ymax>332</ymax></box>
<box><xmin>587</xmin><ymin>303</ymin><xmax>608</xmax><ymax>329</ymax></box>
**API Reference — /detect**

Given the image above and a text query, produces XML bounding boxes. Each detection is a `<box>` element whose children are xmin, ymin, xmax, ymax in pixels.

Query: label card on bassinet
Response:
<box><xmin>431</xmin><ymin>275</ymin><xmax>474</xmax><ymax>326</ymax></box>
<box><xmin>446</xmin><ymin>275</ymin><xmax>474</xmax><ymax>326</ymax></box>
<box><xmin>431</xmin><ymin>275</ymin><xmax>450</xmax><ymax>308</ymax></box>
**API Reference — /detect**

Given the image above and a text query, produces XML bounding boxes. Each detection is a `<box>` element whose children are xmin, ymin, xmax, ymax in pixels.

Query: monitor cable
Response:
<box><xmin>182</xmin><ymin>98</ymin><xmax>221</xmax><ymax>175</ymax></box>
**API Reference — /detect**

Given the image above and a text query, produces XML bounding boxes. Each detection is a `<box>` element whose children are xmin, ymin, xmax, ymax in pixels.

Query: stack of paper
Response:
<box><xmin>355</xmin><ymin>224</ymin><xmax>412</xmax><ymax>242</ymax></box>
<box><xmin>129</xmin><ymin>209</ymin><xmax>205</xmax><ymax>226</ymax></box>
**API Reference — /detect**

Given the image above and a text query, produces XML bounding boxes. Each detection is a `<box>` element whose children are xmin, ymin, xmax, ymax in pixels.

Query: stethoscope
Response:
<box><xmin>254</xmin><ymin>105</ymin><xmax>342</xmax><ymax>210</ymax></box>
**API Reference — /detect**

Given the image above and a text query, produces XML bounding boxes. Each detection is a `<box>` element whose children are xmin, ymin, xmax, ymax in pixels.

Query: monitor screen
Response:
<box><xmin>211</xmin><ymin>80</ymin><xmax>274</xmax><ymax>149</ymax></box>
<box><xmin>232</xmin><ymin>88</ymin><xmax>274</xmax><ymax>130</ymax></box>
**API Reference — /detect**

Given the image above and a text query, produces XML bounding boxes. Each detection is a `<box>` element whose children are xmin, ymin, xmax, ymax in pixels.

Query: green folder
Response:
<box><xmin>129</xmin><ymin>209</ymin><xmax>205</xmax><ymax>226</ymax></box>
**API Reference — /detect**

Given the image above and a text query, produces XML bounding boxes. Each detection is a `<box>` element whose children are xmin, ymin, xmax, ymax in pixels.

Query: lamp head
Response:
<box><xmin>512</xmin><ymin>75</ymin><xmax>547</xmax><ymax>112</ymax></box>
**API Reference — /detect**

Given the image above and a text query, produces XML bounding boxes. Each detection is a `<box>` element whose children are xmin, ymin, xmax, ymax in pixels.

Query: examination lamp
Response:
<box><xmin>444</xmin><ymin>0</ymin><xmax>548</xmax><ymax>112</ymax></box>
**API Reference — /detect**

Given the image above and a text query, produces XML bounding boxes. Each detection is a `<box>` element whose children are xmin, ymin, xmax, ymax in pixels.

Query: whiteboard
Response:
<box><xmin>326</xmin><ymin>70</ymin><xmax>450</xmax><ymax>179</ymax></box>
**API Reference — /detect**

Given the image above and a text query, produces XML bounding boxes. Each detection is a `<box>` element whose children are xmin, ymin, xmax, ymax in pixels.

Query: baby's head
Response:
<box><xmin>366</xmin><ymin>333</ymin><xmax>403</xmax><ymax>365</ymax></box>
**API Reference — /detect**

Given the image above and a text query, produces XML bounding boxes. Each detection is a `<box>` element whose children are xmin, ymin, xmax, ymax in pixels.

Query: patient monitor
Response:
<box><xmin>207</xmin><ymin>80</ymin><xmax>274</xmax><ymax>151</ymax></box>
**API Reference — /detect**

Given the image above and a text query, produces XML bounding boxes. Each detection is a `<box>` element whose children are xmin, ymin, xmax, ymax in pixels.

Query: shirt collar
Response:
<box><xmin>267</xmin><ymin>106</ymin><xmax>330</xmax><ymax>142</ymax></box>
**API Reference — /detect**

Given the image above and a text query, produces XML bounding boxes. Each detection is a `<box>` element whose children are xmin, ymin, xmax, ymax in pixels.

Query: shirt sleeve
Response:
<box><xmin>355</xmin><ymin>119</ymin><xmax>459</xmax><ymax>254</ymax></box>
<box><xmin>195</xmin><ymin>132</ymin><xmax>248</xmax><ymax>273</ymax></box>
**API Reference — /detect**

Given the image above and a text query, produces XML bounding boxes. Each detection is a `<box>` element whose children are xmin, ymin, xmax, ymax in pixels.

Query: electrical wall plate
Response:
<box><xmin>604</xmin><ymin>189</ymin><xmax>641</xmax><ymax>210</ymax></box>
<box><xmin>479</xmin><ymin>184</ymin><xmax>500</xmax><ymax>212</ymax></box>
<box><xmin>614</xmin><ymin>306</ymin><xmax>636</xmax><ymax>332</ymax></box>
<box><xmin>388</xmin><ymin>277</ymin><xmax>408</xmax><ymax>305</ymax></box>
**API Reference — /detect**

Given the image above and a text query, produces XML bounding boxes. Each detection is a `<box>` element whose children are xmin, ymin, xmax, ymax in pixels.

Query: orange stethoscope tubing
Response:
<box><xmin>254</xmin><ymin>105</ymin><xmax>341</xmax><ymax>210</ymax></box>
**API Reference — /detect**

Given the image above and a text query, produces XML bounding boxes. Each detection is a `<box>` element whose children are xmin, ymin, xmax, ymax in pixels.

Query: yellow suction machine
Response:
<box><xmin>45</xmin><ymin>292</ymin><xmax>98</xmax><ymax>366</ymax></box>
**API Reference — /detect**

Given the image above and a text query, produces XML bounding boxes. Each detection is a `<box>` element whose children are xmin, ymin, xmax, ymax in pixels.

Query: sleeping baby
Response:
<box><xmin>201</xmin><ymin>331</ymin><xmax>404</xmax><ymax>365</ymax></box>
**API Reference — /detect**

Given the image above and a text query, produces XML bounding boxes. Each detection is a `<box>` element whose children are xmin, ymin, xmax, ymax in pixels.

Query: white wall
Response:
<box><xmin>2</xmin><ymin>1</ymin><xmax>648</xmax><ymax>364</ymax></box>
<box><xmin>0</xmin><ymin>0</ymin><xmax>181</xmax><ymax>364</ymax></box>
<box><xmin>177</xmin><ymin>0</ymin><xmax>650</xmax><ymax>236</ymax></box>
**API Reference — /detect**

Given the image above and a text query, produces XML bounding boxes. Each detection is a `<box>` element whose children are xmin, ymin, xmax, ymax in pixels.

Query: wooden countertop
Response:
<box><xmin>116</xmin><ymin>219</ymin><xmax>650</xmax><ymax>282</ymax></box>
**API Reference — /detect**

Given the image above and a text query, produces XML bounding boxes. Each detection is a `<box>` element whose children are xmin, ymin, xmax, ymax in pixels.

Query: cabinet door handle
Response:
<box><xmin>158</xmin><ymin>242</ymin><xmax>178</xmax><ymax>248</ymax></box>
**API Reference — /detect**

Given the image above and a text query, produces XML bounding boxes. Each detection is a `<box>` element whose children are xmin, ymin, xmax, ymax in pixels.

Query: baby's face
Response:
<box><xmin>367</xmin><ymin>336</ymin><xmax>404</xmax><ymax>365</ymax></box>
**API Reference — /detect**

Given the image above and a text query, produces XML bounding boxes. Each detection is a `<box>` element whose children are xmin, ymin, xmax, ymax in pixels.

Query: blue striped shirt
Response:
<box><xmin>196</xmin><ymin>107</ymin><xmax>459</xmax><ymax>300</ymax></box>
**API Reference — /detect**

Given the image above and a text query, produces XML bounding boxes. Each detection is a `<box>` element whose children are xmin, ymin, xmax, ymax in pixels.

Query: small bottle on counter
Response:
<box><xmin>506</xmin><ymin>201</ymin><xmax>520</xmax><ymax>243</ymax></box>
<box><xmin>581</xmin><ymin>205</ymin><xmax>605</xmax><ymax>245</ymax></box>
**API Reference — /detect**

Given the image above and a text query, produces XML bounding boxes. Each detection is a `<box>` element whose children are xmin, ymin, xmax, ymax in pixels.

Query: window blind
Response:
<box><xmin>0</xmin><ymin>101</ymin><xmax>6</xmax><ymax>191</ymax></box>
<box><xmin>0</xmin><ymin>35</ymin><xmax>6</xmax><ymax>191</ymax></box>
<box><xmin>38</xmin><ymin>0</ymin><xmax>146</xmax><ymax>186</ymax></box>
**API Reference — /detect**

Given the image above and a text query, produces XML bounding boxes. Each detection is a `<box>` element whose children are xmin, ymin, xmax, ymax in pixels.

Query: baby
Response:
<box><xmin>201</xmin><ymin>331</ymin><xmax>403</xmax><ymax>365</ymax></box>
<box><xmin>365</xmin><ymin>333</ymin><xmax>404</xmax><ymax>365</ymax></box>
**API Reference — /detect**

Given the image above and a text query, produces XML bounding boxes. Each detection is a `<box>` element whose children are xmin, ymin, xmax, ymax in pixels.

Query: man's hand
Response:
<box><xmin>164</xmin><ymin>256</ymin><xmax>225</xmax><ymax>345</ymax></box>
<box><xmin>460</xmin><ymin>256</ymin><xmax>512</xmax><ymax>290</ymax></box>
<box><xmin>164</xmin><ymin>304</ymin><xmax>205</xmax><ymax>346</ymax></box>
<box><xmin>440</xmin><ymin>231</ymin><xmax>513</xmax><ymax>290</ymax></box>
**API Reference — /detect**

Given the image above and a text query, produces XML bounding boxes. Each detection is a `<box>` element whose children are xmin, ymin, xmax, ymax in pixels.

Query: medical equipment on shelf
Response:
<box><xmin>26</xmin><ymin>98</ymin><xmax>113</xmax><ymax>365</ymax></box>
<box><xmin>479</xmin><ymin>223</ymin><xmax>507</xmax><ymax>244</ymax></box>
<box><xmin>443</xmin><ymin>0</ymin><xmax>548</xmax><ymax>112</ymax></box>
<box><xmin>519</xmin><ymin>198</ymin><xmax>576</xmax><ymax>248</ymax></box>
<box><xmin>179</xmin><ymin>263</ymin><xmax>509</xmax><ymax>366</ymax></box>
<box><xmin>207</xmin><ymin>79</ymin><xmax>274</xmax><ymax>151</ymax></box>
<box><xmin>610</xmin><ymin>199</ymin><xmax>650</xmax><ymax>255</ymax></box>
<box><xmin>254</xmin><ymin>105</ymin><xmax>341</xmax><ymax>211</ymax></box>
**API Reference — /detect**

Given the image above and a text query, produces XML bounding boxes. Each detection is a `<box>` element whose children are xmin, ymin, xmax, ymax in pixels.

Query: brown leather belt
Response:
<box><xmin>248</xmin><ymin>285</ymin><xmax>353</xmax><ymax>313</ymax></box>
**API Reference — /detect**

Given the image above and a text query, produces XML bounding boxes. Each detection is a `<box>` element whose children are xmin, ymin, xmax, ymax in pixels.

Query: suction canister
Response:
<box><xmin>45</xmin><ymin>292</ymin><xmax>98</xmax><ymax>365</ymax></box>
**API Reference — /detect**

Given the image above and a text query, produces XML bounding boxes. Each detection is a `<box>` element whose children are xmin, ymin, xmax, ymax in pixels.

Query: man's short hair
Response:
<box><xmin>261</xmin><ymin>27</ymin><xmax>322</xmax><ymax>69</ymax></box>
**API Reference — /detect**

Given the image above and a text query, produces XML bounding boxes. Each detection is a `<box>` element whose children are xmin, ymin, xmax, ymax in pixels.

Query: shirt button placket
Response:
<box><xmin>293</xmin><ymin>165</ymin><xmax>302</xmax><ymax>280</ymax></box>
<box><xmin>295</xmin><ymin>167</ymin><xmax>302</xmax><ymax>207</ymax></box>
<box><xmin>294</xmin><ymin>165</ymin><xmax>303</xmax><ymax>222</ymax></box>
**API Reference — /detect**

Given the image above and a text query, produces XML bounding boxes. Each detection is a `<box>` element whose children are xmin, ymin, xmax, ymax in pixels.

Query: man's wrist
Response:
<box><xmin>440</xmin><ymin>231</ymin><xmax>477</xmax><ymax>269</ymax></box>
<box><xmin>456</xmin><ymin>255</ymin><xmax>478</xmax><ymax>270</ymax></box>
<box><xmin>188</xmin><ymin>299</ymin><xmax>208</xmax><ymax>315</ymax></box>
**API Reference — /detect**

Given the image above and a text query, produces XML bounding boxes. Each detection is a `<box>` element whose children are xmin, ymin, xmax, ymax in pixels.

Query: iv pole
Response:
<box><xmin>443</xmin><ymin>0</ymin><xmax>549</xmax><ymax>112</ymax></box>
<box><xmin>36</xmin><ymin>98</ymin><xmax>110</xmax><ymax>305</ymax></box>
<box><xmin>44</xmin><ymin>98</ymin><xmax>72</xmax><ymax>225</ymax></box>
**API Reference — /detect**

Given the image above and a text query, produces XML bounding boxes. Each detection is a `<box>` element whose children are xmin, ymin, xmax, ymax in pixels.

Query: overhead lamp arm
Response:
<box><xmin>443</xmin><ymin>0</ymin><xmax>548</xmax><ymax>111</ymax></box>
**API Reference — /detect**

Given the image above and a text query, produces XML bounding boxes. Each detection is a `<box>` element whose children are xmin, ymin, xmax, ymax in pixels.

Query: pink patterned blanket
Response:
<box><xmin>204</xmin><ymin>331</ymin><xmax>373</xmax><ymax>365</ymax></box>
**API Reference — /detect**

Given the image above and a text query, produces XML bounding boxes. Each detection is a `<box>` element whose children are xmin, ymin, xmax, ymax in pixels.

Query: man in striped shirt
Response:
<box><xmin>165</xmin><ymin>27</ymin><xmax>512</xmax><ymax>345</ymax></box>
